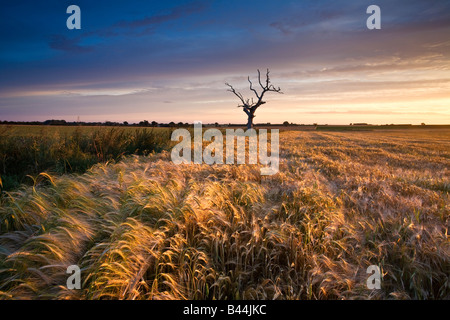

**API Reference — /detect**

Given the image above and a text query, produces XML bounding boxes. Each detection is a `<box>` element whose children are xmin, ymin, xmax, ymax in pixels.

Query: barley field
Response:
<box><xmin>0</xmin><ymin>129</ymin><xmax>448</xmax><ymax>300</ymax></box>
<box><xmin>0</xmin><ymin>125</ymin><xmax>171</xmax><ymax>191</ymax></box>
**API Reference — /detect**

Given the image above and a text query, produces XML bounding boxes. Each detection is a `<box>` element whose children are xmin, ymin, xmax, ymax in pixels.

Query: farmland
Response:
<box><xmin>0</xmin><ymin>125</ymin><xmax>172</xmax><ymax>190</ymax></box>
<box><xmin>0</xmin><ymin>127</ymin><xmax>449</xmax><ymax>299</ymax></box>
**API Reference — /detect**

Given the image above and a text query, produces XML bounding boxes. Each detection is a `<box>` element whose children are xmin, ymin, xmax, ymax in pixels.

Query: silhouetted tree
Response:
<box><xmin>226</xmin><ymin>69</ymin><xmax>282</xmax><ymax>130</ymax></box>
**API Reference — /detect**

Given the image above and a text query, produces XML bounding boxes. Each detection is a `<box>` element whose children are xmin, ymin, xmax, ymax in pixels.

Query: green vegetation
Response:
<box><xmin>0</xmin><ymin>129</ymin><xmax>448</xmax><ymax>299</ymax></box>
<box><xmin>0</xmin><ymin>125</ymin><xmax>172</xmax><ymax>190</ymax></box>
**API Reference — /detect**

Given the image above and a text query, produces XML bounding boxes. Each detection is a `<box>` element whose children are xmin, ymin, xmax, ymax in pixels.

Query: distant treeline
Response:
<box><xmin>0</xmin><ymin>119</ymin><xmax>182</xmax><ymax>127</ymax></box>
<box><xmin>0</xmin><ymin>120</ymin><xmax>235</xmax><ymax>127</ymax></box>
<box><xmin>1</xmin><ymin>120</ymin><xmax>447</xmax><ymax>128</ymax></box>
<box><xmin>0</xmin><ymin>120</ymin><xmax>323</xmax><ymax>127</ymax></box>
<box><xmin>0</xmin><ymin>119</ymin><xmax>270</xmax><ymax>127</ymax></box>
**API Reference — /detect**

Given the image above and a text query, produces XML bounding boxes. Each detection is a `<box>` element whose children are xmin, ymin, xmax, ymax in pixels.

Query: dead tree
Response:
<box><xmin>226</xmin><ymin>69</ymin><xmax>282</xmax><ymax>130</ymax></box>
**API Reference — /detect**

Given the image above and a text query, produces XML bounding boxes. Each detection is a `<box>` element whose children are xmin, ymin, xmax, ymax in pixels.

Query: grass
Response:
<box><xmin>0</xmin><ymin>128</ymin><xmax>448</xmax><ymax>300</ymax></box>
<box><xmin>0</xmin><ymin>125</ymin><xmax>172</xmax><ymax>190</ymax></box>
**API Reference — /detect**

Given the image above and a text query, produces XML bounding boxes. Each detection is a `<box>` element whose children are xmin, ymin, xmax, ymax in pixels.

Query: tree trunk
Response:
<box><xmin>246</xmin><ymin>112</ymin><xmax>254</xmax><ymax>130</ymax></box>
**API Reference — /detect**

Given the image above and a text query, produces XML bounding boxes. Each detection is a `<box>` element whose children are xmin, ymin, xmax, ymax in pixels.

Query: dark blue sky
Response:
<box><xmin>1</xmin><ymin>0</ymin><xmax>449</xmax><ymax>124</ymax></box>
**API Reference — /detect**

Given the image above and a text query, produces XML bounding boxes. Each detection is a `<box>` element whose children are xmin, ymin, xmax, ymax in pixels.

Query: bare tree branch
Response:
<box><xmin>248</xmin><ymin>77</ymin><xmax>260</xmax><ymax>100</ymax></box>
<box><xmin>225</xmin><ymin>82</ymin><xmax>246</xmax><ymax>107</ymax></box>
<box><xmin>257</xmin><ymin>69</ymin><xmax>264</xmax><ymax>90</ymax></box>
<box><xmin>226</xmin><ymin>69</ymin><xmax>283</xmax><ymax>129</ymax></box>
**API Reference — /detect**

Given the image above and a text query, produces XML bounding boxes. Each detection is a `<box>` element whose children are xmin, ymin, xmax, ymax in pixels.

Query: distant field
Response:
<box><xmin>0</xmin><ymin>124</ymin><xmax>169</xmax><ymax>137</ymax></box>
<box><xmin>315</xmin><ymin>125</ymin><xmax>450</xmax><ymax>132</ymax></box>
<box><xmin>0</xmin><ymin>128</ymin><xmax>448</xmax><ymax>299</ymax></box>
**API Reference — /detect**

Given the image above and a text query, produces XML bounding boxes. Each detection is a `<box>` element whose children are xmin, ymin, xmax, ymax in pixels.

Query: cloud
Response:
<box><xmin>114</xmin><ymin>0</ymin><xmax>209</xmax><ymax>29</ymax></box>
<box><xmin>269</xmin><ymin>22</ymin><xmax>292</xmax><ymax>35</ymax></box>
<box><xmin>2</xmin><ymin>1</ymin><xmax>450</xmax><ymax>124</ymax></box>
<box><xmin>48</xmin><ymin>35</ymin><xmax>93</xmax><ymax>53</ymax></box>
<box><xmin>46</xmin><ymin>1</ymin><xmax>211</xmax><ymax>55</ymax></box>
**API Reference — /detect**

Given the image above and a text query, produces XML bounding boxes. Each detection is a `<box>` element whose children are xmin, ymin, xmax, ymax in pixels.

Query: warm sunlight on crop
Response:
<box><xmin>1</xmin><ymin>128</ymin><xmax>448</xmax><ymax>299</ymax></box>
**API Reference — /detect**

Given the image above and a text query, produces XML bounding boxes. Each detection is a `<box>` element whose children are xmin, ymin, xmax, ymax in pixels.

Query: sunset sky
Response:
<box><xmin>1</xmin><ymin>0</ymin><xmax>449</xmax><ymax>125</ymax></box>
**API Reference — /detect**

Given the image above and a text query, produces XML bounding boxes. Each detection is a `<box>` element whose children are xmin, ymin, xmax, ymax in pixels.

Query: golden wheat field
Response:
<box><xmin>0</xmin><ymin>129</ymin><xmax>448</xmax><ymax>300</ymax></box>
